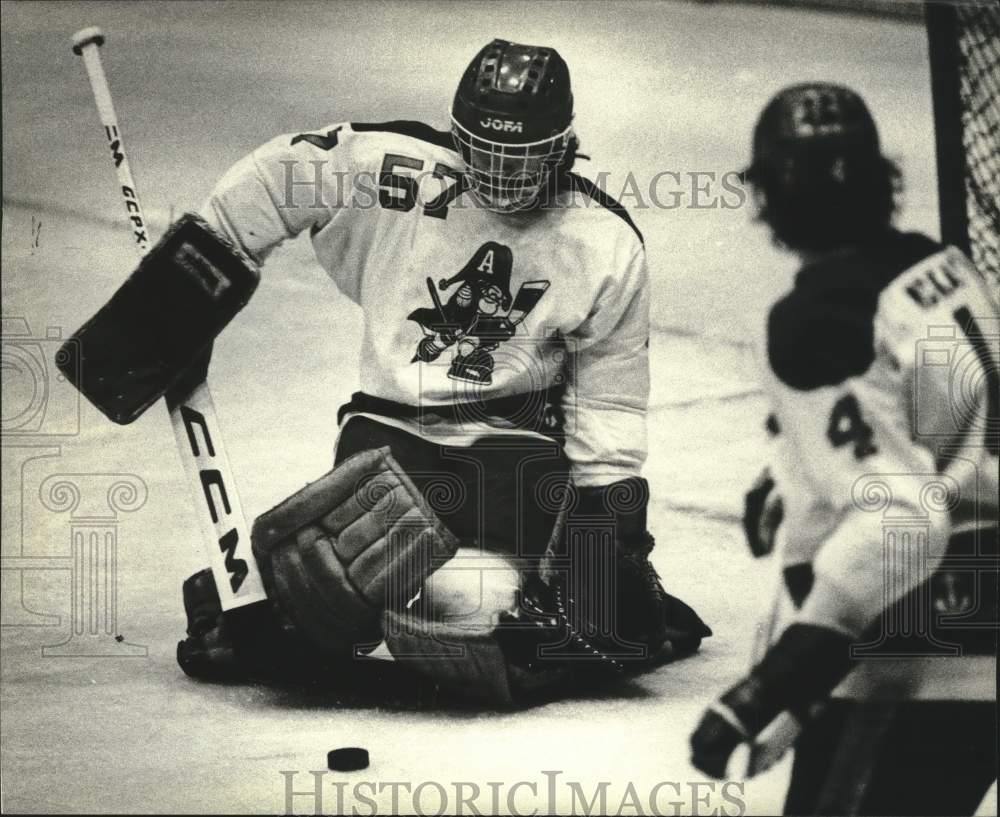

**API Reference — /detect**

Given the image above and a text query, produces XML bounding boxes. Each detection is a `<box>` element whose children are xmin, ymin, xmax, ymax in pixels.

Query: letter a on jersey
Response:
<box><xmin>477</xmin><ymin>250</ymin><xmax>495</xmax><ymax>275</ymax></box>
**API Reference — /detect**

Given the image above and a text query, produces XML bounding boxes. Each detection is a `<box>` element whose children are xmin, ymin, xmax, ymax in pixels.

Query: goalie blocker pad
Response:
<box><xmin>250</xmin><ymin>448</ymin><xmax>461</xmax><ymax>656</ymax></box>
<box><xmin>57</xmin><ymin>214</ymin><xmax>260</xmax><ymax>424</ymax></box>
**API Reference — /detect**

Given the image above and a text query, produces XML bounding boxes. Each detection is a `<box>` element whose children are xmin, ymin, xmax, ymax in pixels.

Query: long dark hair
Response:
<box><xmin>748</xmin><ymin>148</ymin><xmax>902</xmax><ymax>252</ymax></box>
<box><xmin>532</xmin><ymin>133</ymin><xmax>583</xmax><ymax>208</ymax></box>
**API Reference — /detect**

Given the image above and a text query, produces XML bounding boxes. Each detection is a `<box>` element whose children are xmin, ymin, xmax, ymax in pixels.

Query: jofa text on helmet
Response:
<box><xmin>480</xmin><ymin>118</ymin><xmax>523</xmax><ymax>133</ymax></box>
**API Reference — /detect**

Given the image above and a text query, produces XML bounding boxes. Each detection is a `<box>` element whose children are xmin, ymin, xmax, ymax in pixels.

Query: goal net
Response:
<box><xmin>926</xmin><ymin>0</ymin><xmax>1000</xmax><ymax>286</ymax></box>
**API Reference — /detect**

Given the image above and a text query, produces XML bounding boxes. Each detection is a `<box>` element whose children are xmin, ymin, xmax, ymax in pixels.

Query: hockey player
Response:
<box><xmin>175</xmin><ymin>39</ymin><xmax>710</xmax><ymax>705</ymax></box>
<box><xmin>690</xmin><ymin>83</ymin><xmax>998</xmax><ymax>814</ymax></box>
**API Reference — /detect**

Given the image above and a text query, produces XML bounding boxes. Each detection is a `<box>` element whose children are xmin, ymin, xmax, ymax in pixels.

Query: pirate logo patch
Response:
<box><xmin>408</xmin><ymin>241</ymin><xmax>549</xmax><ymax>385</ymax></box>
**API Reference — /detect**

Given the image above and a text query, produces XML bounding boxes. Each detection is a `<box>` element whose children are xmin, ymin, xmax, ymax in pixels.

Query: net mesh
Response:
<box><xmin>954</xmin><ymin>2</ymin><xmax>1000</xmax><ymax>285</ymax></box>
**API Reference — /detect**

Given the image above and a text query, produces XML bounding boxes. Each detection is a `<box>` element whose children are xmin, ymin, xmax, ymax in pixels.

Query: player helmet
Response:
<box><xmin>744</xmin><ymin>82</ymin><xmax>881</xmax><ymax>182</ymax></box>
<box><xmin>451</xmin><ymin>39</ymin><xmax>574</xmax><ymax>212</ymax></box>
<box><xmin>743</xmin><ymin>83</ymin><xmax>898</xmax><ymax>251</ymax></box>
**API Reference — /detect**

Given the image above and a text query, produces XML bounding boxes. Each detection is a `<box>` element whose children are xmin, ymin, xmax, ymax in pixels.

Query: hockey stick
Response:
<box><xmin>507</xmin><ymin>280</ymin><xmax>550</xmax><ymax>326</ymax></box>
<box><xmin>71</xmin><ymin>27</ymin><xmax>266</xmax><ymax>611</ymax></box>
<box><xmin>426</xmin><ymin>277</ymin><xmax>450</xmax><ymax>326</ymax></box>
<box><xmin>742</xmin><ymin>568</ymin><xmax>810</xmax><ymax>777</ymax></box>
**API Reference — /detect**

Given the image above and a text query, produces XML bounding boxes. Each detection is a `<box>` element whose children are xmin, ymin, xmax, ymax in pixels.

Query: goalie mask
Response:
<box><xmin>451</xmin><ymin>39</ymin><xmax>574</xmax><ymax>213</ymax></box>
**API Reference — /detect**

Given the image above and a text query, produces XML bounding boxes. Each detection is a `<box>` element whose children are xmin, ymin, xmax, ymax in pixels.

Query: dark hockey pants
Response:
<box><xmin>784</xmin><ymin>699</ymin><xmax>997</xmax><ymax>816</ymax></box>
<box><xmin>334</xmin><ymin>415</ymin><xmax>567</xmax><ymax>559</ymax></box>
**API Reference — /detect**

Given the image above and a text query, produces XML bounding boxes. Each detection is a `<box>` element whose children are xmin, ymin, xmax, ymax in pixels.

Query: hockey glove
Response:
<box><xmin>57</xmin><ymin>214</ymin><xmax>260</xmax><ymax>424</ymax></box>
<box><xmin>177</xmin><ymin>568</ymin><xmax>321</xmax><ymax>681</ymax></box>
<box><xmin>690</xmin><ymin>622</ymin><xmax>854</xmax><ymax>778</ymax></box>
<box><xmin>742</xmin><ymin>467</ymin><xmax>784</xmax><ymax>558</ymax></box>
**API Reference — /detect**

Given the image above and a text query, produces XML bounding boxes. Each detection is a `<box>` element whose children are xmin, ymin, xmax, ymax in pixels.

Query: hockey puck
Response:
<box><xmin>327</xmin><ymin>747</ymin><xmax>369</xmax><ymax>772</ymax></box>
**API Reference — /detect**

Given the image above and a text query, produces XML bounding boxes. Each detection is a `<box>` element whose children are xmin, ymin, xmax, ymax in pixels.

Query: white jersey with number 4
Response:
<box><xmin>762</xmin><ymin>231</ymin><xmax>998</xmax><ymax>698</ymax></box>
<box><xmin>199</xmin><ymin>120</ymin><xmax>649</xmax><ymax>488</ymax></box>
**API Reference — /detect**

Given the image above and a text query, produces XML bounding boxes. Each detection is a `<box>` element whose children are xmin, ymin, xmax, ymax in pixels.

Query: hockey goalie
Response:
<box><xmin>166</xmin><ymin>39</ymin><xmax>711</xmax><ymax>706</ymax></box>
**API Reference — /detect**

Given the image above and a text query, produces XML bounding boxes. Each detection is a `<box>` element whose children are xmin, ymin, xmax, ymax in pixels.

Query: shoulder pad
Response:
<box><xmin>767</xmin><ymin>278</ymin><xmax>876</xmax><ymax>391</ymax></box>
<box><xmin>767</xmin><ymin>231</ymin><xmax>940</xmax><ymax>391</ymax></box>
<box><xmin>565</xmin><ymin>172</ymin><xmax>643</xmax><ymax>244</ymax></box>
<box><xmin>350</xmin><ymin>120</ymin><xmax>454</xmax><ymax>151</ymax></box>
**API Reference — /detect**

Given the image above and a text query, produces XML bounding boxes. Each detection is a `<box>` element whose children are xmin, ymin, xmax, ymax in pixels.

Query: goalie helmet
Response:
<box><xmin>451</xmin><ymin>39</ymin><xmax>574</xmax><ymax>212</ymax></box>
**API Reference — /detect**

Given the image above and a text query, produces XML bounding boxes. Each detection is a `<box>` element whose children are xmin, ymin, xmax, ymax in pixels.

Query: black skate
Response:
<box><xmin>617</xmin><ymin>535</ymin><xmax>713</xmax><ymax>661</ymax></box>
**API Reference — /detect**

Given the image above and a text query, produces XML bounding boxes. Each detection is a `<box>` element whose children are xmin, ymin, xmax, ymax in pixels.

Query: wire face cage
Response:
<box><xmin>450</xmin><ymin>117</ymin><xmax>573</xmax><ymax>212</ymax></box>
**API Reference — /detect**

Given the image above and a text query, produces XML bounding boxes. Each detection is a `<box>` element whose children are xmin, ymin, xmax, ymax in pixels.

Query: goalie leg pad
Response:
<box><xmin>384</xmin><ymin>609</ymin><xmax>519</xmax><ymax>707</ymax></box>
<box><xmin>251</xmin><ymin>447</ymin><xmax>459</xmax><ymax>657</ymax></box>
<box><xmin>57</xmin><ymin>214</ymin><xmax>260</xmax><ymax>424</ymax></box>
<box><xmin>384</xmin><ymin>572</ymin><xmax>632</xmax><ymax>708</ymax></box>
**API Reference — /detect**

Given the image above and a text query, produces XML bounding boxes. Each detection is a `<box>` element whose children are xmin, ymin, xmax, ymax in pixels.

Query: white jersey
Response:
<box><xmin>761</xmin><ymin>232</ymin><xmax>998</xmax><ymax>699</ymax></box>
<box><xmin>199</xmin><ymin>120</ymin><xmax>648</xmax><ymax>488</ymax></box>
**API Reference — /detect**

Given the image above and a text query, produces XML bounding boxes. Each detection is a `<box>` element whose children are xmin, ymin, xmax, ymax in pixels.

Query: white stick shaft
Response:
<box><xmin>745</xmin><ymin>711</ymin><xmax>801</xmax><ymax>777</ymax></box>
<box><xmin>171</xmin><ymin>384</ymin><xmax>267</xmax><ymax>609</ymax></box>
<box><xmin>76</xmin><ymin>42</ymin><xmax>150</xmax><ymax>255</ymax></box>
<box><xmin>75</xmin><ymin>34</ymin><xmax>265</xmax><ymax>609</ymax></box>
